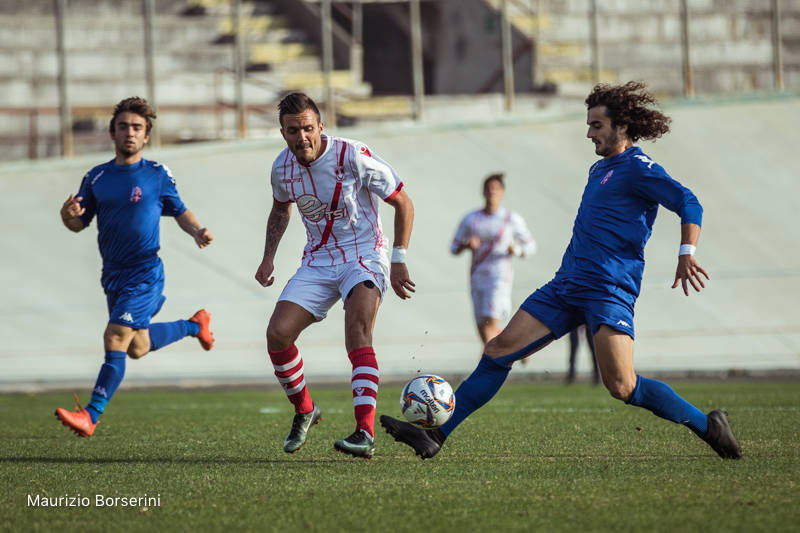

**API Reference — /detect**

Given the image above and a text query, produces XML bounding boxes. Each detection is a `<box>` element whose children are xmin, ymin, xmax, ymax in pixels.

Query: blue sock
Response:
<box><xmin>627</xmin><ymin>375</ymin><xmax>708</xmax><ymax>437</ymax></box>
<box><xmin>86</xmin><ymin>350</ymin><xmax>126</xmax><ymax>423</ymax></box>
<box><xmin>149</xmin><ymin>320</ymin><xmax>194</xmax><ymax>351</ymax></box>
<box><xmin>439</xmin><ymin>355</ymin><xmax>511</xmax><ymax>438</ymax></box>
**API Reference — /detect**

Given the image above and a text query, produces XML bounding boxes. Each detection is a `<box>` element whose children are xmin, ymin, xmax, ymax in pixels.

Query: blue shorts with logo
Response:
<box><xmin>102</xmin><ymin>258</ymin><xmax>166</xmax><ymax>330</ymax></box>
<box><xmin>520</xmin><ymin>278</ymin><xmax>636</xmax><ymax>339</ymax></box>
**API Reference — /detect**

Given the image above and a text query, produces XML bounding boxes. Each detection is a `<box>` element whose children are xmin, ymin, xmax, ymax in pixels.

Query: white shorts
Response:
<box><xmin>470</xmin><ymin>280</ymin><xmax>512</xmax><ymax>322</ymax></box>
<box><xmin>278</xmin><ymin>256</ymin><xmax>389</xmax><ymax>320</ymax></box>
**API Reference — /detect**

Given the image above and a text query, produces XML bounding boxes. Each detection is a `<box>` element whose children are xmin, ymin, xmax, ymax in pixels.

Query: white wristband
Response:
<box><xmin>679</xmin><ymin>244</ymin><xmax>696</xmax><ymax>256</ymax></box>
<box><xmin>391</xmin><ymin>246</ymin><xmax>407</xmax><ymax>263</ymax></box>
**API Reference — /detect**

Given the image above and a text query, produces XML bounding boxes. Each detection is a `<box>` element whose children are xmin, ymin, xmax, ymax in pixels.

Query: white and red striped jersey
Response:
<box><xmin>451</xmin><ymin>207</ymin><xmax>536</xmax><ymax>284</ymax></box>
<box><xmin>271</xmin><ymin>135</ymin><xmax>403</xmax><ymax>266</ymax></box>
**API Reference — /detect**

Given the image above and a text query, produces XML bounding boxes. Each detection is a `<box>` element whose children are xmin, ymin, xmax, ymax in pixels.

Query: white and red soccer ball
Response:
<box><xmin>400</xmin><ymin>374</ymin><xmax>455</xmax><ymax>429</ymax></box>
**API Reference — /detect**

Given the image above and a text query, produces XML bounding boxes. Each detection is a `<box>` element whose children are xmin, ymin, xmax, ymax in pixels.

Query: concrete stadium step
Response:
<box><xmin>0</xmin><ymin>0</ymin><xmax>189</xmax><ymax>16</ymax></box>
<box><xmin>337</xmin><ymin>96</ymin><xmax>412</xmax><ymax>120</ymax></box>
<box><xmin>0</xmin><ymin>15</ymin><xmax>227</xmax><ymax>50</ymax></box>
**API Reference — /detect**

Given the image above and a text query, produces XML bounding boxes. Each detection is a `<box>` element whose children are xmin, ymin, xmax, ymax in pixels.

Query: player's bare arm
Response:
<box><xmin>175</xmin><ymin>209</ymin><xmax>213</xmax><ymax>248</ymax></box>
<box><xmin>671</xmin><ymin>222</ymin><xmax>709</xmax><ymax>296</ymax></box>
<box><xmin>386</xmin><ymin>189</ymin><xmax>415</xmax><ymax>299</ymax></box>
<box><xmin>453</xmin><ymin>236</ymin><xmax>481</xmax><ymax>255</ymax></box>
<box><xmin>255</xmin><ymin>199</ymin><xmax>292</xmax><ymax>287</ymax></box>
<box><xmin>60</xmin><ymin>194</ymin><xmax>86</xmax><ymax>233</ymax></box>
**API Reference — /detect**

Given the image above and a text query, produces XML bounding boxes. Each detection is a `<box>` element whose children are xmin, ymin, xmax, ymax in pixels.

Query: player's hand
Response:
<box><xmin>671</xmin><ymin>254</ymin><xmax>709</xmax><ymax>296</ymax></box>
<box><xmin>255</xmin><ymin>259</ymin><xmax>276</xmax><ymax>287</ymax></box>
<box><xmin>193</xmin><ymin>227</ymin><xmax>213</xmax><ymax>248</ymax></box>
<box><xmin>61</xmin><ymin>194</ymin><xmax>85</xmax><ymax>220</ymax></box>
<box><xmin>467</xmin><ymin>236</ymin><xmax>481</xmax><ymax>251</ymax></box>
<box><xmin>390</xmin><ymin>262</ymin><xmax>415</xmax><ymax>299</ymax></box>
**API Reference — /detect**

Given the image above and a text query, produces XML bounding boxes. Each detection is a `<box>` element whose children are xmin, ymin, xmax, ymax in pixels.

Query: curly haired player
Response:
<box><xmin>381</xmin><ymin>82</ymin><xmax>742</xmax><ymax>461</ymax></box>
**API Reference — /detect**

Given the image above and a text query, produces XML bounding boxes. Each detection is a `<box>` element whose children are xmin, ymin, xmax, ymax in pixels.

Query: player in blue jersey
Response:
<box><xmin>381</xmin><ymin>81</ymin><xmax>742</xmax><ymax>460</ymax></box>
<box><xmin>55</xmin><ymin>97</ymin><xmax>215</xmax><ymax>437</ymax></box>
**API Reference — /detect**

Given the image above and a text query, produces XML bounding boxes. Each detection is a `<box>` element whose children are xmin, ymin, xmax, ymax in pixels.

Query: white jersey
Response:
<box><xmin>271</xmin><ymin>135</ymin><xmax>403</xmax><ymax>267</ymax></box>
<box><xmin>451</xmin><ymin>207</ymin><xmax>535</xmax><ymax>286</ymax></box>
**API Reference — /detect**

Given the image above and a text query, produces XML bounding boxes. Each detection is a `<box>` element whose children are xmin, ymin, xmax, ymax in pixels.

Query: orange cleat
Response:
<box><xmin>189</xmin><ymin>309</ymin><xmax>214</xmax><ymax>350</ymax></box>
<box><xmin>55</xmin><ymin>393</ymin><xmax>97</xmax><ymax>438</ymax></box>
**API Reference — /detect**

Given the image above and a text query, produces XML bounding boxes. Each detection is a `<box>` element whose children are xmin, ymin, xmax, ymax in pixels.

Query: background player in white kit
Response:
<box><xmin>451</xmin><ymin>173</ymin><xmax>535</xmax><ymax>345</ymax></box>
<box><xmin>255</xmin><ymin>93</ymin><xmax>415</xmax><ymax>459</ymax></box>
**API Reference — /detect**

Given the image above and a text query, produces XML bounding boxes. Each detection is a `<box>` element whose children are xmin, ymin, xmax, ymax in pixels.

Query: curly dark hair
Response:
<box><xmin>109</xmin><ymin>97</ymin><xmax>156</xmax><ymax>135</ymax></box>
<box><xmin>278</xmin><ymin>92</ymin><xmax>321</xmax><ymax>126</ymax></box>
<box><xmin>585</xmin><ymin>81</ymin><xmax>671</xmax><ymax>142</ymax></box>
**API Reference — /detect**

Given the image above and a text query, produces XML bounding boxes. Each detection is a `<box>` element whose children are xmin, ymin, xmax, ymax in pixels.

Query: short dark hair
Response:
<box><xmin>278</xmin><ymin>92</ymin><xmax>321</xmax><ymax>126</ymax></box>
<box><xmin>109</xmin><ymin>96</ymin><xmax>156</xmax><ymax>135</ymax></box>
<box><xmin>585</xmin><ymin>81</ymin><xmax>671</xmax><ymax>142</ymax></box>
<box><xmin>483</xmin><ymin>172</ymin><xmax>505</xmax><ymax>191</ymax></box>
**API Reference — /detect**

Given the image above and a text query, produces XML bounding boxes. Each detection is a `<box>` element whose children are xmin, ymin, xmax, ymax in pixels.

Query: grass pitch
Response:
<box><xmin>2</xmin><ymin>380</ymin><xmax>798</xmax><ymax>532</ymax></box>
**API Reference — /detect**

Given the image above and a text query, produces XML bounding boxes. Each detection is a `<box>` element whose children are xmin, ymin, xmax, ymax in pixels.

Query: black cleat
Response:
<box><xmin>379</xmin><ymin>415</ymin><xmax>444</xmax><ymax>459</ymax></box>
<box><xmin>334</xmin><ymin>429</ymin><xmax>375</xmax><ymax>459</ymax></box>
<box><xmin>283</xmin><ymin>404</ymin><xmax>322</xmax><ymax>454</ymax></box>
<box><xmin>703</xmin><ymin>410</ymin><xmax>742</xmax><ymax>459</ymax></box>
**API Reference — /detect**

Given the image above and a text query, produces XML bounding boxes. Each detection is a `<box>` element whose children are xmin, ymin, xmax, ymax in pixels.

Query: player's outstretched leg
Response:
<box><xmin>625</xmin><ymin>375</ymin><xmax>742</xmax><ymax>459</ymax></box>
<box><xmin>702</xmin><ymin>410</ymin><xmax>742</xmax><ymax>459</ymax></box>
<box><xmin>334</xmin><ymin>429</ymin><xmax>375</xmax><ymax>459</ymax></box>
<box><xmin>55</xmin><ymin>393</ymin><xmax>98</xmax><ymax>437</ymax></box>
<box><xmin>284</xmin><ymin>403</ymin><xmax>322</xmax><ymax>453</ymax></box>
<box><xmin>379</xmin><ymin>415</ymin><xmax>444</xmax><ymax>459</ymax></box>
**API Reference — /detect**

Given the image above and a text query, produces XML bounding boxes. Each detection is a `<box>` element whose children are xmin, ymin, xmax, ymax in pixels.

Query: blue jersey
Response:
<box><xmin>555</xmin><ymin>146</ymin><xmax>702</xmax><ymax>303</ymax></box>
<box><xmin>76</xmin><ymin>158</ymin><xmax>186</xmax><ymax>273</ymax></box>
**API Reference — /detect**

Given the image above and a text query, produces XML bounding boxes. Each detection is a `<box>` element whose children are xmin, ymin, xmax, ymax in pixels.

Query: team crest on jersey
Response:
<box><xmin>334</xmin><ymin>164</ymin><xmax>346</xmax><ymax>182</ymax></box>
<box><xmin>130</xmin><ymin>186</ymin><xmax>143</xmax><ymax>203</ymax></box>
<box><xmin>601</xmin><ymin>170</ymin><xmax>614</xmax><ymax>184</ymax></box>
<box><xmin>359</xmin><ymin>145</ymin><xmax>371</xmax><ymax>157</ymax></box>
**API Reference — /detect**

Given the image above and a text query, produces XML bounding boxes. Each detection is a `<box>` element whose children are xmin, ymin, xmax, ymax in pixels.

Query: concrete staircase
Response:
<box><xmin>0</xmin><ymin>0</ymin><xmax>371</xmax><ymax>159</ymax></box>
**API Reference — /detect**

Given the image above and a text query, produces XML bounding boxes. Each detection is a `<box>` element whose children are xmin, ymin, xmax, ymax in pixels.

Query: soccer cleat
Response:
<box><xmin>334</xmin><ymin>429</ymin><xmax>375</xmax><ymax>459</ymax></box>
<box><xmin>702</xmin><ymin>410</ymin><xmax>743</xmax><ymax>459</ymax></box>
<box><xmin>189</xmin><ymin>309</ymin><xmax>214</xmax><ymax>351</ymax></box>
<box><xmin>283</xmin><ymin>403</ymin><xmax>322</xmax><ymax>453</ymax></box>
<box><xmin>54</xmin><ymin>393</ymin><xmax>97</xmax><ymax>438</ymax></box>
<box><xmin>379</xmin><ymin>415</ymin><xmax>444</xmax><ymax>460</ymax></box>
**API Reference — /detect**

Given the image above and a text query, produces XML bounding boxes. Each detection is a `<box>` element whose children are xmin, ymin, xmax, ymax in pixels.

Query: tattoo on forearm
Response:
<box><xmin>264</xmin><ymin>210</ymin><xmax>290</xmax><ymax>257</ymax></box>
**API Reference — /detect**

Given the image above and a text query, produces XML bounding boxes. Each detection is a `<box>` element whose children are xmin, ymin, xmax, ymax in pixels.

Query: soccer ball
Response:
<box><xmin>399</xmin><ymin>374</ymin><xmax>455</xmax><ymax>429</ymax></box>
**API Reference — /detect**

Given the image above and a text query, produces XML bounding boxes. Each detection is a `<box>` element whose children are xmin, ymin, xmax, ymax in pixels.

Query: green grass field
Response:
<box><xmin>2</xmin><ymin>380</ymin><xmax>798</xmax><ymax>532</ymax></box>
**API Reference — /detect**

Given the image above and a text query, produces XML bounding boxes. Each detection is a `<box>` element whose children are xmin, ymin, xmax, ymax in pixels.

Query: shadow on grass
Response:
<box><xmin>0</xmin><ymin>456</ymin><xmax>344</xmax><ymax>465</ymax></box>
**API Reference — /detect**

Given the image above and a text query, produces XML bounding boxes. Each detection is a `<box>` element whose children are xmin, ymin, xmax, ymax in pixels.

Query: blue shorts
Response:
<box><xmin>520</xmin><ymin>279</ymin><xmax>636</xmax><ymax>339</ymax></box>
<box><xmin>103</xmin><ymin>259</ymin><xmax>166</xmax><ymax>330</ymax></box>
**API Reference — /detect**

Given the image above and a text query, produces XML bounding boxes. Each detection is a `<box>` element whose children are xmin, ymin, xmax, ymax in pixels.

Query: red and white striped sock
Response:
<box><xmin>349</xmin><ymin>346</ymin><xmax>379</xmax><ymax>437</ymax></box>
<box><xmin>269</xmin><ymin>344</ymin><xmax>313</xmax><ymax>414</ymax></box>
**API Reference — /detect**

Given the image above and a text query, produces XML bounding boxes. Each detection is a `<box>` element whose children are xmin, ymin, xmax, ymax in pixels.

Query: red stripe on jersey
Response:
<box><xmin>471</xmin><ymin>211</ymin><xmax>512</xmax><ymax>275</ymax></box>
<box><xmin>383</xmin><ymin>182</ymin><xmax>404</xmax><ymax>202</ymax></box>
<box><xmin>307</xmin><ymin>141</ymin><xmax>348</xmax><ymax>259</ymax></box>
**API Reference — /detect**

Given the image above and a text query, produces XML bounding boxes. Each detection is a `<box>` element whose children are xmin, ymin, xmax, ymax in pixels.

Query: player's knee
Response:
<box><xmin>604</xmin><ymin>378</ymin><xmax>636</xmax><ymax>402</ymax></box>
<box><xmin>103</xmin><ymin>329</ymin><xmax>126</xmax><ymax>350</ymax></box>
<box><xmin>484</xmin><ymin>334</ymin><xmax>511</xmax><ymax>358</ymax></box>
<box><xmin>266</xmin><ymin>321</ymin><xmax>294</xmax><ymax>350</ymax></box>
<box><xmin>345</xmin><ymin>320</ymin><xmax>372</xmax><ymax>346</ymax></box>
<box><xmin>126</xmin><ymin>346</ymin><xmax>147</xmax><ymax>359</ymax></box>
